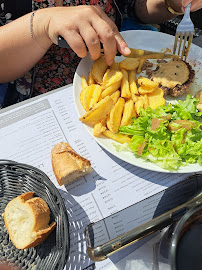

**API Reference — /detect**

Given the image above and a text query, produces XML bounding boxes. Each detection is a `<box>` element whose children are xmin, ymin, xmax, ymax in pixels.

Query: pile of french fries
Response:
<box><xmin>79</xmin><ymin>55</ymin><xmax>165</xmax><ymax>144</ymax></box>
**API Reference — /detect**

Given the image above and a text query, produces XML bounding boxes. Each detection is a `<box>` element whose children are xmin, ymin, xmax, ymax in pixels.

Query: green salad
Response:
<box><xmin>118</xmin><ymin>95</ymin><xmax>202</xmax><ymax>171</ymax></box>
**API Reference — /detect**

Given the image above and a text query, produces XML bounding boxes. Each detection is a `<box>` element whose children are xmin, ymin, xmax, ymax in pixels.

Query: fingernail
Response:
<box><xmin>124</xmin><ymin>47</ymin><xmax>131</xmax><ymax>55</ymax></box>
<box><xmin>108</xmin><ymin>60</ymin><xmax>114</xmax><ymax>66</ymax></box>
<box><xmin>182</xmin><ymin>0</ymin><xmax>191</xmax><ymax>8</ymax></box>
<box><xmin>182</xmin><ymin>0</ymin><xmax>191</xmax><ymax>5</ymax></box>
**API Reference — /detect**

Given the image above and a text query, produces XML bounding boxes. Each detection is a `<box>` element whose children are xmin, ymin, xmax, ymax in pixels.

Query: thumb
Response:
<box><xmin>181</xmin><ymin>0</ymin><xmax>192</xmax><ymax>12</ymax></box>
<box><xmin>182</xmin><ymin>0</ymin><xmax>192</xmax><ymax>7</ymax></box>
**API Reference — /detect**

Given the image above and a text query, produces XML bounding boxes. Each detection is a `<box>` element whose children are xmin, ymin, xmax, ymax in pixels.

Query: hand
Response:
<box><xmin>182</xmin><ymin>0</ymin><xmax>202</xmax><ymax>11</ymax></box>
<box><xmin>40</xmin><ymin>6</ymin><xmax>130</xmax><ymax>65</ymax></box>
<box><xmin>168</xmin><ymin>0</ymin><xmax>202</xmax><ymax>13</ymax></box>
<box><xmin>0</xmin><ymin>264</ymin><xmax>17</xmax><ymax>270</ymax></box>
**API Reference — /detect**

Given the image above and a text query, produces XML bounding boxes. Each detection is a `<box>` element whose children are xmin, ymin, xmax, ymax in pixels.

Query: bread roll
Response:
<box><xmin>3</xmin><ymin>192</ymin><xmax>56</xmax><ymax>249</ymax></box>
<box><xmin>51</xmin><ymin>142</ymin><xmax>93</xmax><ymax>186</ymax></box>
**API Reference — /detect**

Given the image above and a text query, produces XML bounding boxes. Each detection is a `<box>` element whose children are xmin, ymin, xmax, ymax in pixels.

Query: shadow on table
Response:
<box><xmin>57</xmin><ymin>187</ymin><xmax>157</xmax><ymax>270</ymax></box>
<box><xmin>102</xmin><ymin>174</ymin><xmax>202</xmax><ymax>268</ymax></box>
<box><xmin>99</xmin><ymin>146</ymin><xmax>187</xmax><ymax>188</ymax></box>
<box><xmin>56</xmin><ymin>169</ymin><xmax>202</xmax><ymax>269</ymax></box>
<box><xmin>60</xmin><ymin>168</ymin><xmax>107</xmax><ymax>197</ymax></box>
<box><xmin>58</xmin><ymin>188</ymin><xmax>96</xmax><ymax>270</ymax></box>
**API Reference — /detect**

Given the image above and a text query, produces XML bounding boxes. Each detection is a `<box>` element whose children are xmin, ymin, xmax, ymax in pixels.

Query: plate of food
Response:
<box><xmin>0</xmin><ymin>160</ymin><xmax>69</xmax><ymax>270</ymax></box>
<box><xmin>73</xmin><ymin>30</ymin><xmax>202</xmax><ymax>173</ymax></box>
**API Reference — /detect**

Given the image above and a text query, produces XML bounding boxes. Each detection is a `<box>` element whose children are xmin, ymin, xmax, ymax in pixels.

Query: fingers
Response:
<box><xmin>61</xmin><ymin>30</ymin><xmax>88</xmax><ymax>58</ymax></box>
<box><xmin>182</xmin><ymin>0</ymin><xmax>202</xmax><ymax>12</ymax></box>
<box><xmin>90</xmin><ymin>18</ymin><xmax>117</xmax><ymax>65</ymax></box>
<box><xmin>51</xmin><ymin>6</ymin><xmax>130</xmax><ymax>65</ymax></box>
<box><xmin>79</xmin><ymin>23</ymin><xmax>101</xmax><ymax>61</ymax></box>
<box><xmin>79</xmin><ymin>18</ymin><xmax>116</xmax><ymax>65</ymax></box>
<box><xmin>189</xmin><ymin>1</ymin><xmax>202</xmax><ymax>12</ymax></box>
<box><xmin>182</xmin><ymin>0</ymin><xmax>192</xmax><ymax>6</ymax></box>
<box><xmin>182</xmin><ymin>0</ymin><xmax>192</xmax><ymax>11</ymax></box>
<box><xmin>92</xmin><ymin>6</ymin><xmax>130</xmax><ymax>63</ymax></box>
<box><xmin>115</xmin><ymin>34</ymin><xmax>131</xmax><ymax>56</ymax></box>
<box><xmin>94</xmin><ymin>6</ymin><xmax>130</xmax><ymax>55</ymax></box>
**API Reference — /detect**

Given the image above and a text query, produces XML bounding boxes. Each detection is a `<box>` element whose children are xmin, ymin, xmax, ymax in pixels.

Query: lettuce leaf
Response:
<box><xmin>118</xmin><ymin>95</ymin><xmax>202</xmax><ymax>171</ymax></box>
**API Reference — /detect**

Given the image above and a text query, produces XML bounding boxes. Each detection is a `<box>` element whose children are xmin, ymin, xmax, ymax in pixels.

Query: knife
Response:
<box><xmin>58</xmin><ymin>36</ymin><xmax>176</xmax><ymax>59</ymax></box>
<box><xmin>126</xmin><ymin>48</ymin><xmax>177</xmax><ymax>59</ymax></box>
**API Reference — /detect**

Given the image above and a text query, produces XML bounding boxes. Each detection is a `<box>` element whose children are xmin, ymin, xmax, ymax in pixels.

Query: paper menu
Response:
<box><xmin>0</xmin><ymin>85</ymin><xmax>194</xmax><ymax>269</ymax></box>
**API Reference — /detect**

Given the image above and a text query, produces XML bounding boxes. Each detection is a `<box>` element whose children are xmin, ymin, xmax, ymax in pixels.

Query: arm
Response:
<box><xmin>0</xmin><ymin>11</ymin><xmax>50</xmax><ymax>83</ymax></box>
<box><xmin>0</xmin><ymin>6</ymin><xmax>130</xmax><ymax>83</ymax></box>
<box><xmin>135</xmin><ymin>0</ymin><xmax>202</xmax><ymax>24</ymax></box>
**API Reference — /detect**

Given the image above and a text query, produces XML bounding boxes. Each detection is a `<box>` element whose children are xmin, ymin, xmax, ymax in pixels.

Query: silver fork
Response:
<box><xmin>173</xmin><ymin>3</ymin><xmax>194</xmax><ymax>60</ymax></box>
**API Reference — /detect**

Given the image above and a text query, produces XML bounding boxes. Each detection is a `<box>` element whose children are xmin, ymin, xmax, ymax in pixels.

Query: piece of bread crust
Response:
<box><xmin>3</xmin><ymin>192</ymin><xmax>56</xmax><ymax>249</ymax></box>
<box><xmin>51</xmin><ymin>142</ymin><xmax>93</xmax><ymax>186</ymax></box>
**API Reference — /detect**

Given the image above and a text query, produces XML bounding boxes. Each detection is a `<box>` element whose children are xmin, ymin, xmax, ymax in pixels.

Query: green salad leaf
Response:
<box><xmin>118</xmin><ymin>95</ymin><xmax>202</xmax><ymax>171</ymax></box>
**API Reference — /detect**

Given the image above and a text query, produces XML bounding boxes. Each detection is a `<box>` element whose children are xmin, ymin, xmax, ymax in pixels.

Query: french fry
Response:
<box><xmin>80</xmin><ymin>87</ymin><xmax>89</xmax><ymax>111</ymax></box>
<box><xmin>138</xmin><ymin>77</ymin><xmax>159</xmax><ymax>94</ymax></box>
<box><xmin>122</xmin><ymin>105</ymin><xmax>137</xmax><ymax>125</ymax></box>
<box><xmin>120</xmin><ymin>100</ymin><xmax>135</xmax><ymax>127</ymax></box>
<box><xmin>101</xmin><ymin>80</ymin><xmax>121</xmax><ymax>99</ymax></box>
<box><xmin>81</xmin><ymin>75</ymin><xmax>88</xmax><ymax>89</ymax></box>
<box><xmin>91</xmin><ymin>55</ymin><xmax>108</xmax><ymax>84</ymax></box>
<box><xmin>131</xmin><ymin>93</ymin><xmax>139</xmax><ymax>103</ymax></box>
<box><xmin>119</xmin><ymin>58</ymin><xmax>140</xmax><ymax>71</ymax></box>
<box><xmin>102</xmin><ymin>69</ymin><xmax>123</xmax><ymax>88</ymax></box>
<box><xmin>79</xmin><ymin>96</ymin><xmax>114</xmax><ymax>126</ymax></box>
<box><xmin>80</xmin><ymin>57</ymin><xmax>166</xmax><ymax>142</ymax></box>
<box><xmin>93</xmin><ymin>121</ymin><xmax>106</xmax><ymax>137</ymax></box>
<box><xmin>88</xmin><ymin>70</ymin><xmax>95</xmax><ymax>85</ymax></box>
<box><xmin>110</xmin><ymin>90</ymin><xmax>121</xmax><ymax>104</ymax></box>
<box><xmin>137</xmin><ymin>58</ymin><xmax>146</xmax><ymax>74</ymax></box>
<box><xmin>89</xmin><ymin>85</ymin><xmax>102</xmax><ymax>109</ymax></box>
<box><xmin>142</xmin><ymin>94</ymin><xmax>149</xmax><ymax>109</ymax></box>
<box><xmin>107</xmin><ymin>97</ymin><xmax>125</xmax><ymax>133</ymax></box>
<box><xmin>130</xmin><ymin>107</ymin><xmax>137</xmax><ymax>124</ymax></box>
<box><xmin>138</xmin><ymin>77</ymin><xmax>159</xmax><ymax>90</ymax></box>
<box><xmin>134</xmin><ymin>95</ymin><xmax>146</xmax><ymax>115</ymax></box>
<box><xmin>103</xmin><ymin>130</ymin><xmax>131</xmax><ymax>144</ymax></box>
<box><xmin>138</xmin><ymin>86</ymin><xmax>156</xmax><ymax>95</ymax></box>
<box><xmin>110</xmin><ymin>61</ymin><xmax>120</xmax><ymax>70</ymax></box>
<box><xmin>147</xmin><ymin>88</ymin><xmax>165</xmax><ymax>109</ymax></box>
<box><xmin>82</xmin><ymin>84</ymin><xmax>100</xmax><ymax>111</ymax></box>
<box><xmin>129</xmin><ymin>70</ymin><xmax>138</xmax><ymax>95</ymax></box>
<box><xmin>121</xmin><ymin>69</ymin><xmax>131</xmax><ymax>99</ymax></box>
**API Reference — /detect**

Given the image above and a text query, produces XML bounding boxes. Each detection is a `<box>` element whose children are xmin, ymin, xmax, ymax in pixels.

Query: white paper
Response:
<box><xmin>0</xmin><ymin>85</ymin><xmax>195</xmax><ymax>270</ymax></box>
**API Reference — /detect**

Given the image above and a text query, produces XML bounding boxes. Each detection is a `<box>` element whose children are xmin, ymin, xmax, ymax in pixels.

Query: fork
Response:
<box><xmin>173</xmin><ymin>3</ymin><xmax>194</xmax><ymax>60</ymax></box>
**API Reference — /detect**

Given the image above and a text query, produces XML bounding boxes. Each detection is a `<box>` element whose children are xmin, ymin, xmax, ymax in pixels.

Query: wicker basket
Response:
<box><xmin>0</xmin><ymin>160</ymin><xmax>69</xmax><ymax>270</ymax></box>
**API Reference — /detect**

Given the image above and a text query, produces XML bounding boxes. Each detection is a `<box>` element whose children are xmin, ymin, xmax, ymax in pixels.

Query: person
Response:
<box><xmin>0</xmin><ymin>264</ymin><xmax>17</xmax><ymax>270</ymax></box>
<box><xmin>0</xmin><ymin>0</ymin><xmax>202</xmax><ymax>107</ymax></box>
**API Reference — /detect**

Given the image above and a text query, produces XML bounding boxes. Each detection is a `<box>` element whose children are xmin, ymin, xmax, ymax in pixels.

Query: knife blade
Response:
<box><xmin>126</xmin><ymin>48</ymin><xmax>177</xmax><ymax>59</ymax></box>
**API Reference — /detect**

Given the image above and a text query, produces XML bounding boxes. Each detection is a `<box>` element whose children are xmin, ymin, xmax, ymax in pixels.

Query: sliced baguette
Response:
<box><xmin>3</xmin><ymin>192</ymin><xmax>56</xmax><ymax>249</ymax></box>
<box><xmin>51</xmin><ymin>142</ymin><xmax>93</xmax><ymax>186</ymax></box>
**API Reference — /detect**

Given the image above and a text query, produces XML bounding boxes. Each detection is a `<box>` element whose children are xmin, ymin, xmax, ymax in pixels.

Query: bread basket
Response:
<box><xmin>0</xmin><ymin>160</ymin><xmax>69</xmax><ymax>270</ymax></box>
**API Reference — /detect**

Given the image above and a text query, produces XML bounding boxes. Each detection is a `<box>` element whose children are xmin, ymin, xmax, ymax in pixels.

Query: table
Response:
<box><xmin>0</xmin><ymin>82</ymin><xmax>197</xmax><ymax>270</ymax></box>
<box><xmin>110</xmin><ymin>32</ymin><xmax>202</xmax><ymax>269</ymax></box>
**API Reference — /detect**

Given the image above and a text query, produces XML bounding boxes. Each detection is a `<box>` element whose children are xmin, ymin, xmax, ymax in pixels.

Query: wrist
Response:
<box><xmin>164</xmin><ymin>0</ymin><xmax>184</xmax><ymax>15</ymax></box>
<box><xmin>31</xmin><ymin>9</ymin><xmax>53</xmax><ymax>50</ymax></box>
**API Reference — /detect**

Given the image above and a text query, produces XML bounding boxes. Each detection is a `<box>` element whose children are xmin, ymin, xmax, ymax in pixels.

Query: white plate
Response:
<box><xmin>73</xmin><ymin>30</ymin><xmax>202</xmax><ymax>173</ymax></box>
